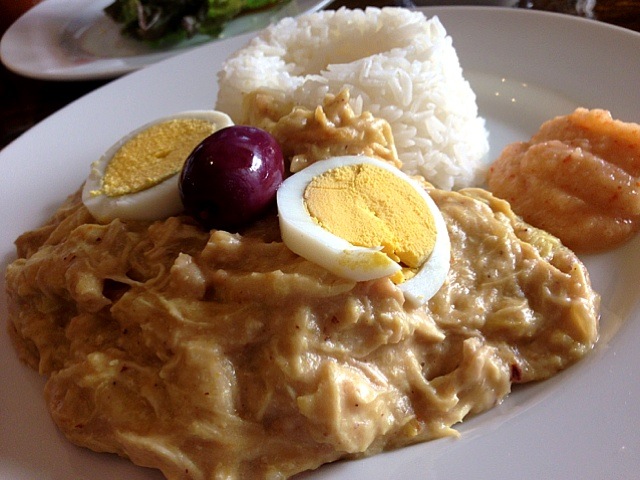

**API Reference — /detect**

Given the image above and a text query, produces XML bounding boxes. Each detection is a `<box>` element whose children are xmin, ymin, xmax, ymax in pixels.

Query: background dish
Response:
<box><xmin>1</xmin><ymin>6</ymin><xmax>639</xmax><ymax>479</ymax></box>
<box><xmin>0</xmin><ymin>0</ymin><xmax>332</xmax><ymax>80</ymax></box>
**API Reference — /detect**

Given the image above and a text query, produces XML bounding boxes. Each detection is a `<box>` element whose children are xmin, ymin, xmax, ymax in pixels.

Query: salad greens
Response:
<box><xmin>104</xmin><ymin>0</ymin><xmax>286</xmax><ymax>44</ymax></box>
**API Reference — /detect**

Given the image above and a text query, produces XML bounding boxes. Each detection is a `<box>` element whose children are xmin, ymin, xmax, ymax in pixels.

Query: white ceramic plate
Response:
<box><xmin>0</xmin><ymin>0</ymin><xmax>331</xmax><ymax>80</ymax></box>
<box><xmin>1</xmin><ymin>6</ymin><xmax>639</xmax><ymax>480</ymax></box>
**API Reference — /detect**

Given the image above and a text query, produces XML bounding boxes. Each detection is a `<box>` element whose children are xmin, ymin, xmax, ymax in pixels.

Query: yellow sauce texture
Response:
<box><xmin>100</xmin><ymin>119</ymin><xmax>216</xmax><ymax>197</ymax></box>
<box><xmin>244</xmin><ymin>88</ymin><xmax>401</xmax><ymax>173</ymax></box>
<box><xmin>6</xmin><ymin>186</ymin><xmax>600</xmax><ymax>480</ymax></box>
<box><xmin>304</xmin><ymin>163</ymin><xmax>436</xmax><ymax>272</ymax></box>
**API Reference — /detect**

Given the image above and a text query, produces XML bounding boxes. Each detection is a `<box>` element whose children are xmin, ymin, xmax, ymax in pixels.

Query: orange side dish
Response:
<box><xmin>487</xmin><ymin>108</ymin><xmax>640</xmax><ymax>253</ymax></box>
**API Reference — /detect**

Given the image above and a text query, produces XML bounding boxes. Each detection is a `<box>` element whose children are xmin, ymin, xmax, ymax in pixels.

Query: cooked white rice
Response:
<box><xmin>215</xmin><ymin>7</ymin><xmax>489</xmax><ymax>190</ymax></box>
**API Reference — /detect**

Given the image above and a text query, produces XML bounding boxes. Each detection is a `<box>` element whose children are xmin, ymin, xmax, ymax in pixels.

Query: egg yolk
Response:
<box><xmin>96</xmin><ymin>119</ymin><xmax>217</xmax><ymax>197</ymax></box>
<box><xmin>303</xmin><ymin>163</ymin><xmax>437</xmax><ymax>275</ymax></box>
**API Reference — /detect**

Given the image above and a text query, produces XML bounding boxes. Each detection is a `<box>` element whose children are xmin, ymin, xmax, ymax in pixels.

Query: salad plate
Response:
<box><xmin>0</xmin><ymin>0</ymin><xmax>332</xmax><ymax>80</ymax></box>
<box><xmin>1</xmin><ymin>6</ymin><xmax>639</xmax><ymax>479</ymax></box>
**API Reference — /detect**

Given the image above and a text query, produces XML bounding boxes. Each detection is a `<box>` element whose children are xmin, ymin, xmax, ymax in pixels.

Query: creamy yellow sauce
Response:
<box><xmin>6</xmin><ymin>187</ymin><xmax>599</xmax><ymax>479</ymax></box>
<box><xmin>244</xmin><ymin>89</ymin><xmax>401</xmax><ymax>173</ymax></box>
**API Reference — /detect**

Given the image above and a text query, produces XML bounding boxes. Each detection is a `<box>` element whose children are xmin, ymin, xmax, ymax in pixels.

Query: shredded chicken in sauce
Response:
<box><xmin>6</xmin><ymin>186</ymin><xmax>599</xmax><ymax>479</ymax></box>
<box><xmin>4</xmin><ymin>93</ymin><xmax>603</xmax><ymax>480</ymax></box>
<box><xmin>244</xmin><ymin>88</ymin><xmax>401</xmax><ymax>173</ymax></box>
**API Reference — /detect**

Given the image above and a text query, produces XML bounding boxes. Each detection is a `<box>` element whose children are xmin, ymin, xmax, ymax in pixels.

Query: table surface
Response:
<box><xmin>1</xmin><ymin>0</ymin><xmax>639</xmax><ymax>152</ymax></box>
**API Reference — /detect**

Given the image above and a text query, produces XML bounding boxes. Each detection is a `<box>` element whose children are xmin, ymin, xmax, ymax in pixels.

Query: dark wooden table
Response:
<box><xmin>1</xmin><ymin>0</ymin><xmax>639</xmax><ymax>152</ymax></box>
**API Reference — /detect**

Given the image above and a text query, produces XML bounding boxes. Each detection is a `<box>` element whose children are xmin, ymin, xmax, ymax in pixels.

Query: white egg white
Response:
<box><xmin>277</xmin><ymin>155</ymin><xmax>451</xmax><ymax>305</ymax></box>
<box><xmin>82</xmin><ymin>110</ymin><xmax>233</xmax><ymax>223</ymax></box>
<box><xmin>398</xmin><ymin>194</ymin><xmax>450</xmax><ymax>307</ymax></box>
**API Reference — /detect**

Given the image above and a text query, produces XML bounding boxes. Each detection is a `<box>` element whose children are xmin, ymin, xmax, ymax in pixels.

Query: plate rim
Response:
<box><xmin>0</xmin><ymin>0</ymin><xmax>333</xmax><ymax>81</ymax></box>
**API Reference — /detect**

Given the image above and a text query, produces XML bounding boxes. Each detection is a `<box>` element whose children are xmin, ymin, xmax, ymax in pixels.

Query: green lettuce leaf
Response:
<box><xmin>104</xmin><ymin>0</ymin><xmax>285</xmax><ymax>44</ymax></box>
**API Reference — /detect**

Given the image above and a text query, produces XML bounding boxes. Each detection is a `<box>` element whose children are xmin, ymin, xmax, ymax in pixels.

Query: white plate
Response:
<box><xmin>0</xmin><ymin>0</ymin><xmax>331</xmax><ymax>80</ymax></box>
<box><xmin>1</xmin><ymin>6</ymin><xmax>639</xmax><ymax>480</ymax></box>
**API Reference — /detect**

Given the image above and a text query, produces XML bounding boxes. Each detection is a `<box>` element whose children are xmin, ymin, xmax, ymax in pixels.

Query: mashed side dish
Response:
<box><xmin>487</xmin><ymin>108</ymin><xmax>640</xmax><ymax>253</ymax></box>
<box><xmin>6</xmin><ymin>186</ymin><xmax>598</xmax><ymax>479</ymax></box>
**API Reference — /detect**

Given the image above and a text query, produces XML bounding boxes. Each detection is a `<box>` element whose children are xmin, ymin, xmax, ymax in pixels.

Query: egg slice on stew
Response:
<box><xmin>277</xmin><ymin>155</ymin><xmax>450</xmax><ymax>306</ymax></box>
<box><xmin>82</xmin><ymin>110</ymin><xmax>233</xmax><ymax>222</ymax></box>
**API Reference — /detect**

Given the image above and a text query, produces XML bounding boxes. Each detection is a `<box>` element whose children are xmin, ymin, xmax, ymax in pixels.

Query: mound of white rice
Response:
<box><xmin>215</xmin><ymin>7</ymin><xmax>489</xmax><ymax>190</ymax></box>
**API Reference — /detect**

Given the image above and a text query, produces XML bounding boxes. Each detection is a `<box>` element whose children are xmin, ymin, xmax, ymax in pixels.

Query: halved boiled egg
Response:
<box><xmin>277</xmin><ymin>155</ymin><xmax>450</xmax><ymax>306</ymax></box>
<box><xmin>82</xmin><ymin>110</ymin><xmax>233</xmax><ymax>222</ymax></box>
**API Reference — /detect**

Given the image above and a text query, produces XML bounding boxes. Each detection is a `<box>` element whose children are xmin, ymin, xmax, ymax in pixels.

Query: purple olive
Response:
<box><xmin>179</xmin><ymin>125</ymin><xmax>284</xmax><ymax>231</ymax></box>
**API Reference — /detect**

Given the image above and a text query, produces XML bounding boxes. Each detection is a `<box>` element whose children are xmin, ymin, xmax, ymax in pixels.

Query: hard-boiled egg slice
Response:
<box><xmin>398</xmin><ymin>192</ymin><xmax>450</xmax><ymax>307</ymax></box>
<box><xmin>82</xmin><ymin>110</ymin><xmax>233</xmax><ymax>222</ymax></box>
<box><xmin>277</xmin><ymin>155</ymin><xmax>450</xmax><ymax>305</ymax></box>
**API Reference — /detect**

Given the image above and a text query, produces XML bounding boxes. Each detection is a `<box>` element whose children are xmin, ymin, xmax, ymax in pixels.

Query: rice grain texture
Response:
<box><xmin>216</xmin><ymin>7</ymin><xmax>490</xmax><ymax>190</ymax></box>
